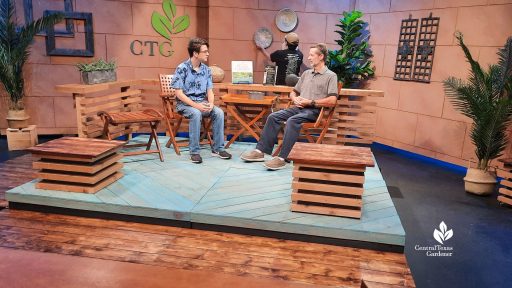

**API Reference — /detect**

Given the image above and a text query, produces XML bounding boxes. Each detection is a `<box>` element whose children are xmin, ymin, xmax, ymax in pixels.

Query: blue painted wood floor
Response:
<box><xmin>6</xmin><ymin>136</ymin><xmax>405</xmax><ymax>246</ymax></box>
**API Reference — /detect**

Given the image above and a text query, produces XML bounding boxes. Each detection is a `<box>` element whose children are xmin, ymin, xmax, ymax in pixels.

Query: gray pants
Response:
<box><xmin>256</xmin><ymin>107</ymin><xmax>319</xmax><ymax>159</ymax></box>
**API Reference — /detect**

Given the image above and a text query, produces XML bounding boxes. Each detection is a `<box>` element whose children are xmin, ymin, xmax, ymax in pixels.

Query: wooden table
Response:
<box><xmin>288</xmin><ymin>143</ymin><xmax>375</xmax><ymax>218</ymax></box>
<box><xmin>221</xmin><ymin>93</ymin><xmax>277</xmax><ymax>148</ymax></box>
<box><xmin>28</xmin><ymin>137</ymin><xmax>126</xmax><ymax>194</ymax></box>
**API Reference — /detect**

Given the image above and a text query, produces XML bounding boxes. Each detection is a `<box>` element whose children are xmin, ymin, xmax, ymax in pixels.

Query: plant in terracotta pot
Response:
<box><xmin>444</xmin><ymin>33</ymin><xmax>512</xmax><ymax>195</ymax></box>
<box><xmin>76</xmin><ymin>59</ymin><xmax>117</xmax><ymax>85</ymax></box>
<box><xmin>327</xmin><ymin>10</ymin><xmax>374</xmax><ymax>89</ymax></box>
<box><xmin>0</xmin><ymin>0</ymin><xmax>63</xmax><ymax>128</ymax></box>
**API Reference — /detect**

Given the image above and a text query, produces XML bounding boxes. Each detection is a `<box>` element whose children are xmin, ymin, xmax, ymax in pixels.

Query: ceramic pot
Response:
<box><xmin>285</xmin><ymin>74</ymin><xmax>299</xmax><ymax>87</ymax></box>
<box><xmin>210</xmin><ymin>65</ymin><xmax>225</xmax><ymax>83</ymax></box>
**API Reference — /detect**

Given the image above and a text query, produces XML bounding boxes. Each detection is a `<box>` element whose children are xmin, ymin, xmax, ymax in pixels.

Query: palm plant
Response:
<box><xmin>327</xmin><ymin>10</ymin><xmax>374</xmax><ymax>87</ymax></box>
<box><xmin>0</xmin><ymin>0</ymin><xmax>63</xmax><ymax>110</ymax></box>
<box><xmin>444</xmin><ymin>33</ymin><xmax>512</xmax><ymax>171</ymax></box>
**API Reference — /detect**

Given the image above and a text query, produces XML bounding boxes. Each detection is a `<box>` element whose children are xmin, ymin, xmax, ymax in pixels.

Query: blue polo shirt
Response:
<box><xmin>171</xmin><ymin>59</ymin><xmax>213</xmax><ymax>103</ymax></box>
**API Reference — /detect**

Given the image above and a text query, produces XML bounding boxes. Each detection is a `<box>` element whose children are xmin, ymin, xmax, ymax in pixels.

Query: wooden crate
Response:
<box><xmin>28</xmin><ymin>137</ymin><xmax>126</xmax><ymax>194</ymax></box>
<box><xmin>288</xmin><ymin>143</ymin><xmax>375</xmax><ymax>219</ymax></box>
<box><xmin>291</xmin><ymin>164</ymin><xmax>366</xmax><ymax>218</ymax></box>
<box><xmin>6</xmin><ymin>125</ymin><xmax>38</xmax><ymax>151</ymax></box>
<box><xmin>497</xmin><ymin>159</ymin><xmax>512</xmax><ymax>206</ymax></box>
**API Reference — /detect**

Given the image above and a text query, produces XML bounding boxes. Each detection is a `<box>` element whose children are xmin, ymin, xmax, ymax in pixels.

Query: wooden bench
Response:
<box><xmin>288</xmin><ymin>142</ymin><xmax>375</xmax><ymax>218</ymax></box>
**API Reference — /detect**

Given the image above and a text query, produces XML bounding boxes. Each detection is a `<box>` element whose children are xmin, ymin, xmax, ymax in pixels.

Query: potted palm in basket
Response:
<box><xmin>444</xmin><ymin>33</ymin><xmax>512</xmax><ymax>195</ymax></box>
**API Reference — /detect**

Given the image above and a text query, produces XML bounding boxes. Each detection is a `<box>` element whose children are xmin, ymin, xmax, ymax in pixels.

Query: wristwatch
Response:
<box><xmin>311</xmin><ymin>100</ymin><xmax>316</xmax><ymax>108</ymax></box>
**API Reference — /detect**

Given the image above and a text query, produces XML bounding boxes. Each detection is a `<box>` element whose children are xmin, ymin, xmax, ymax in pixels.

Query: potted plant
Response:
<box><xmin>444</xmin><ymin>33</ymin><xmax>512</xmax><ymax>195</ymax></box>
<box><xmin>327</xmin><ymin>10</ymin><xmax>375</xmax><ymax>89</ymax></box>
<box><xmin>76</xmin><ymin>59</ymin><xmax>117</xmax><ymax>85</ymax></box>
<box><xmin>0</xmin><ymin>0</ymin><xmax>63</xmax><ymax>128</ymax></box>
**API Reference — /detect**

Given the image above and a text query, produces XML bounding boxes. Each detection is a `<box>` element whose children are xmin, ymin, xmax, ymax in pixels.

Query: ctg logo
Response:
<box><xmin>151</xmin><ymin>0</ymin><xmax>190</xmax><ymax>40</ymax></box>
<box><xmin>433</xmin><ymin>221</ymin><xmax>453</xmax><ymax>244</ymax></box>
<box><xmin>130</xmin><ymin>0</ymin><xmax>190</xmax><ymax>57</ymax></box>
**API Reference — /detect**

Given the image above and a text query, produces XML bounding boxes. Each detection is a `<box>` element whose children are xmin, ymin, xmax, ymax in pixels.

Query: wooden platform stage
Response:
<box><xmin>6</xmin><ymin>136</ymin><xmax>405</xmax><ymax>251</ymax></box>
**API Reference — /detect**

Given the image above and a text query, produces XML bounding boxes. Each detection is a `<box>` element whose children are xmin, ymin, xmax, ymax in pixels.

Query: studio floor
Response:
<box><xmin>6</xmin><ymin>136</ymin><xmax>405</xmax><ymax>250</ymax></box>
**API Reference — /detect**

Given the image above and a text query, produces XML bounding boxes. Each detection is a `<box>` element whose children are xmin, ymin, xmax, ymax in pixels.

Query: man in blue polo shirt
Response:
<box><xmin>171</xmin><ymin>38</ymin><xmax>231</xmax><ymax>164</ymax></box>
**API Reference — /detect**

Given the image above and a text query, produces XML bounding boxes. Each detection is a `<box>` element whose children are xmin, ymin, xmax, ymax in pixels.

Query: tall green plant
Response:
<box><xmin>0</xmin><ymin>0</ymin><xmax>63</xmax><ymax>110</ymax></box>
<box><xmin>327</xmin><ymin>10</ymin><xmax>374</xmax><ymax>87</ymax></box>
<box><xmin>444</xmin><ymin>33</ymin><xmax>512</xmax><ymax>170</ymax></box>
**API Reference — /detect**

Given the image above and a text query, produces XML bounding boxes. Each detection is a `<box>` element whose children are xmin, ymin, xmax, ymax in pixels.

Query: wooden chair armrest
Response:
<box><xmin>160</xmin><ymin>93</ymin><xmax>177</xmax><ymax>100</ymax></box>
<box><xmin>97</xmin><ymin>111</ymin><xmax>114</xmax><ymax>122</ymax></box>
<box><xmin>313</xmin><ymin>107</ymin><xmax>326</xmax><ymax>128</ymax></box>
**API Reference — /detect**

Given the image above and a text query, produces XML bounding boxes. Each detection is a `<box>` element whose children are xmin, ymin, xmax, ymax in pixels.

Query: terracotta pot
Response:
<box><xmin>285</xmin><ymin>74</ymin><xmax>299</xmax><ymax>86</ymax></box>
<box><xmin>210</xmin><ymin>65</ymin><xmax>225</xmax><ymax>83</ymax></box>
<box><xmin>463</xmin><ymin>168</ymin><xmax>497</xmax><ymax>196</ymax></box>
<box><xmin>6</xmin><ymin>109</ymin><xmax>30</xmax><ymax>129</ymax></box>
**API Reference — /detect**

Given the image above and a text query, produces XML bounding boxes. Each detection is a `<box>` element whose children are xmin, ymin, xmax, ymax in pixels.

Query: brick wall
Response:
<box><xmin>2</xmin><ymin>0</ymin><xmax>512</xmax><ymax>166</ymax></box>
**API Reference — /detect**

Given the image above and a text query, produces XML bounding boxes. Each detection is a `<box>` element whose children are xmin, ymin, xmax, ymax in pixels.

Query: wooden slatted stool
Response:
<box><xmin>28</xmin><ymin>137</ymin><xmax>125</xmax><ymax>193</ymax></box>
<box><xmin>98</xmin><ymin>108</ymin><xmax>164</xmax><ymax>162</ymax></box>
<box><xmin>288</xmin><ymin>142</ymin><xmax>375</xmax><ymax>218</ymax></box>
<box><xmin>497</xmin><ymin>158</ymin><xmax>512</xmax><ymax>206</ymax></box>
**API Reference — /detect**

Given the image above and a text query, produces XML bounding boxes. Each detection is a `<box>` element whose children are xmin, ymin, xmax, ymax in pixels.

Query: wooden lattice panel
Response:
<box><xmin>394</xmin><ymin>15</ymin><xmax>418</xmax><ymax>81</ymax></box>
<box><xmin>329</xmin><ymin>89</ymin><xmax>382</xmax><ymax>146</ymax></box>
<box><xmin>497</xmin><ymin>159</ymin><xmax>512</xmax><ymax>207</ymax></box>
<box><xmin>412</xmin><ymin>13</ymin><xmax>440</xmax><ymax>83</ymax></box>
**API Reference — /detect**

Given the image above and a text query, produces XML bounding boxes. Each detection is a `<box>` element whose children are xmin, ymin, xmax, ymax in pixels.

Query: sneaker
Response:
<box><xmin>264</xmin><ymin>157</ymin><xmax>286</xmax><ymax>170</ymax></box>
<box><xmin>212</xmin><ymin>150</ymin><xmax>232</xmax><ymax>159</ymax></box>
<box><xmin>241</xmin><ymin>150</ymin><xmax>265</xmax><ymax>162</ymax></box>
<box><xmin>191</xmin><ymin>154</ymin><xmax>202</xmax><ymax>164</ymax></box>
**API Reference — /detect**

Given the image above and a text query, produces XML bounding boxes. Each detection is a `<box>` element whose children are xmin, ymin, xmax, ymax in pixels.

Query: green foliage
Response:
<box><xmin>327</xmin><ymin>10</ymin><xmax>374</xmax><ymax>87</ymax></box>
<box><xmin>151</xmin><ymin>0</ymin><xmax>190</xmax><ymax>40</ymax></box>
<box><xmin>444</xmin><ymin>33</ymin><xmax>512</xmax><ymax>170</ymax></box>
<box><xmin>76</xmin><ymin>59</ymin><xmax>116</xmax><ymax>73</ymax></box>
<box><xmin>0</xmin><ymin>0</ymin><xmax>63</xmax><ymax>110</ymax></box>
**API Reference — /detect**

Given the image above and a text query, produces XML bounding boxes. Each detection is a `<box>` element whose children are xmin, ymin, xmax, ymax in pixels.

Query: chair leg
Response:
<box><xmin>147</xmin><ymin>133</ymin><xmax>154</xmax><ymax>151</ymax></box>
<box><xmin>204</xmin><ymin>119</ymin><xmax>213</xmax><ymax>147</ymax></box>
<box><xmin>272</xmin><ymin>142</ymin><xmax>283</xmax><ymax>157</ymax></box>
<box><xmin>166</xmin><ymin>123</ymin><xmax>181</xmax><ymax>155</ymax></box>
<box><xmin>150</xmin><ymin>121</ymin><xmax>164</xmax><ymax>162</ymax></box>
<box><xmin>100</xmin><ymin>116</ymin><xmax>112</xmax><ymax>140</ymax></box>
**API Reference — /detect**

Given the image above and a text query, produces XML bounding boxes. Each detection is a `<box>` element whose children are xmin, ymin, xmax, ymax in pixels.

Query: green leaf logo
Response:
<box><xmin>151</xmin><ymin>0</ymin><xmax>190</xmax><ymax>40</ymax></box>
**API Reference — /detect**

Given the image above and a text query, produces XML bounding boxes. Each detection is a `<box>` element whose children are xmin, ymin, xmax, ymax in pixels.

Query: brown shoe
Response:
<box><xmin>240</xmin><ymin>150</ymin><xmax>265</xmax><ymax>162</ymax></box>
<box><xmin>264</xmin><ymin>157</ymin><xmax>286</xmax><ymax>170</ymax></box>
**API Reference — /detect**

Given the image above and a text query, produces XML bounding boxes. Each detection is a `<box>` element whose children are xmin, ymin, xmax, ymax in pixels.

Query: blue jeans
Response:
<box><xmin>256</xmin><ymin>107</ymin><xmax>319</xmax><ymax>159</ymax></box>
<box><xmin>177</xmin><ymin>101</ymin><xmax>225</xmax><ymax>155</ymax></box>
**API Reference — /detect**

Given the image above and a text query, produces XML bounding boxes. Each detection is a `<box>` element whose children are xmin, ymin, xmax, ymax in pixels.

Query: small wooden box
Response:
<box><xmin>288</xmin><ymin>143</ymin><xmax>375</xmax><ymax>219</ymax></box>
<box><xmin>6</xmin><ymin>125</ymin><xmax>38</xmax><ymax>151</ymax></box>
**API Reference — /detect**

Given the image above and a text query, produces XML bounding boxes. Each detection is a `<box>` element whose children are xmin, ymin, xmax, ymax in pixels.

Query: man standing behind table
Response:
<box><xmin>241</xmin><ymin>43</ymin><xmax>338</xmax><ymax>170</ymax></box>
<box><xmin>171</xmin><ymin>38</ymin><xmax>231</xmax><ymax>164</ymax></box>
<box><xmin>258</xmin><ymin>32</ymin><xmax>303</xmax><ymax>85</ymax></box>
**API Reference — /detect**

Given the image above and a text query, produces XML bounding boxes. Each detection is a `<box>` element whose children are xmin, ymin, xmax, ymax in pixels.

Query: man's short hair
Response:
<box><xmin>310</xmin><ymin>43</ymin><xmax>328</xmax><ymax>62</ymax></box>
<box><xmin>188</xmin><ymin>38</ymin><xmax>208</xmax><ymax>57</ymax></box>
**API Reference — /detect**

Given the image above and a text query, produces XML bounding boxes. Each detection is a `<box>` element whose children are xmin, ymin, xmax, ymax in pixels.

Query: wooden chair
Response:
<box><xmin>98</xmin><ymin>108</ymin><xmax>164</xmax><ymax>162</ymax></box>
<box><xmin>159</xmin><ymin>74</ymin><xmax>212</xmax><ymax>155</ymax></box>
<box><xmin>272</xmin><ymin>101</ymin><xmax>337</xmax><ymax>157</ymax></box>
